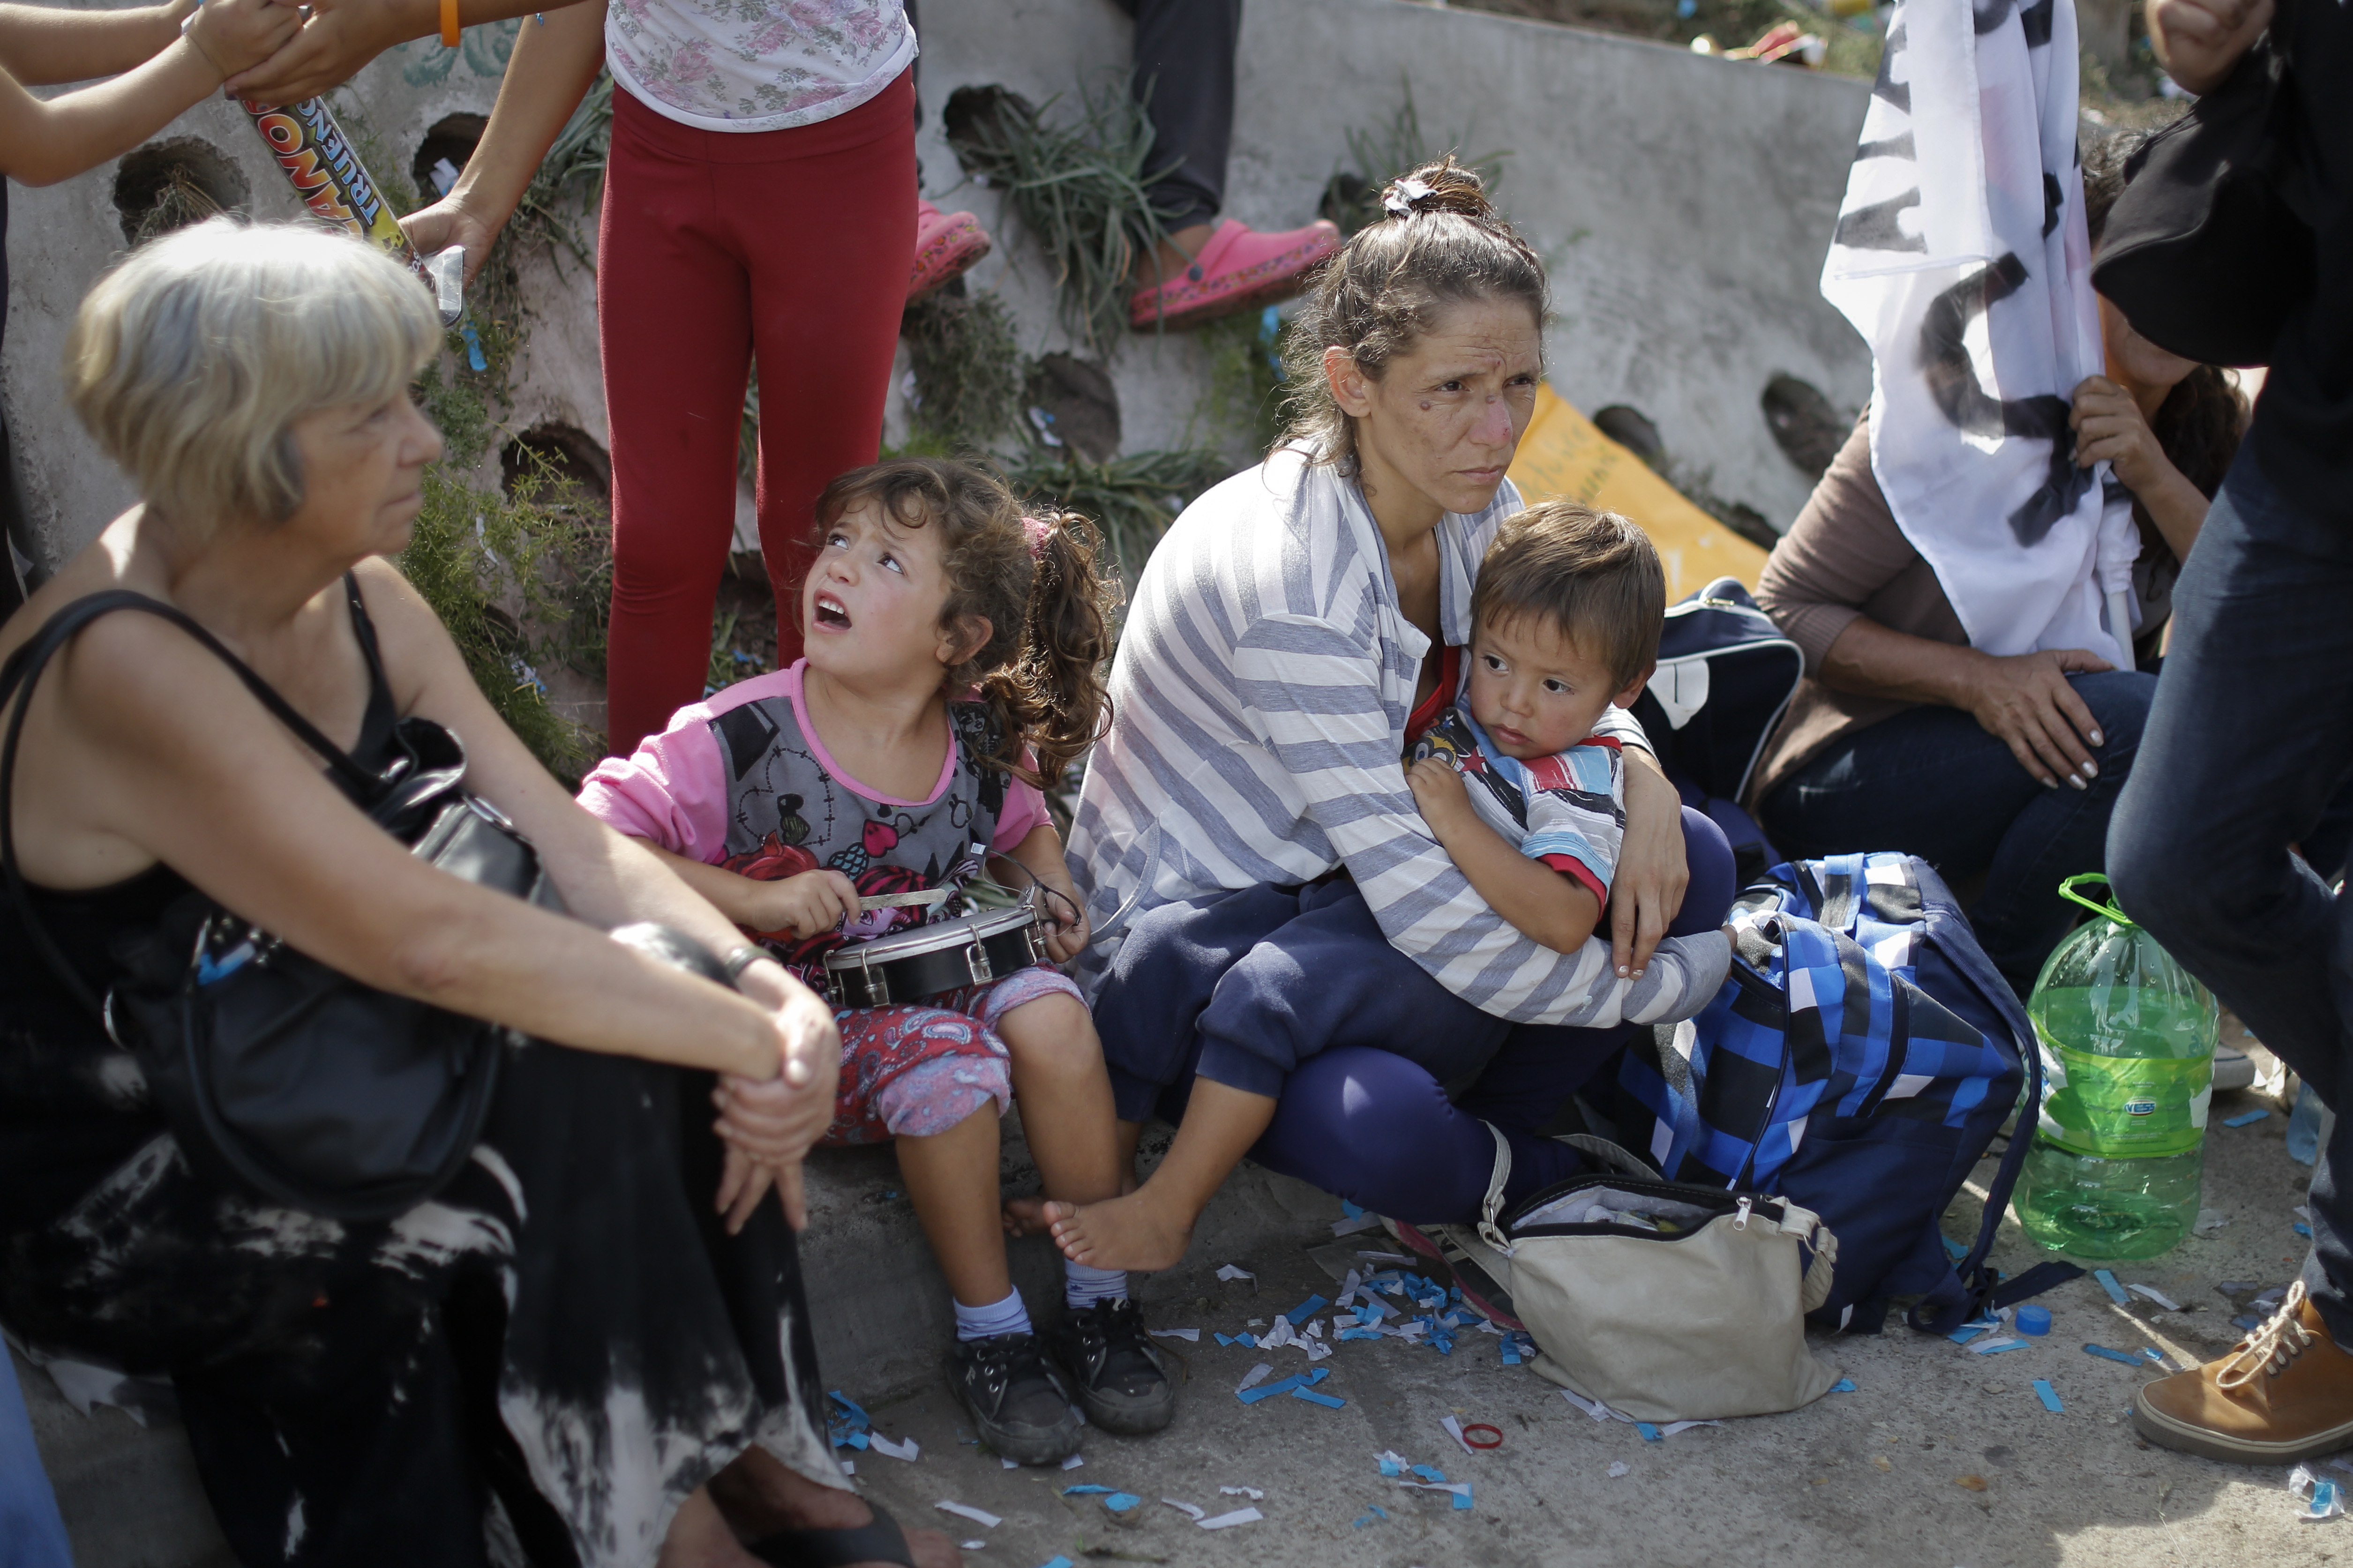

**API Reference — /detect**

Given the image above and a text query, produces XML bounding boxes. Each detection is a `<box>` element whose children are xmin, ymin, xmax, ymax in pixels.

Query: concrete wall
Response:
<box><xmin>4</xmin><ymin>0</ymin><xmax>1870</xmax><ymax>576</ymax></box>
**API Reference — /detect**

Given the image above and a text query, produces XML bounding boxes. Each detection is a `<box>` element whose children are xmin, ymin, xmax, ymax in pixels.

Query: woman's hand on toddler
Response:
<box><xmin>746</xmin><ymin>868</ymin><xmax>862</xmax><ymax>939</ymax></box>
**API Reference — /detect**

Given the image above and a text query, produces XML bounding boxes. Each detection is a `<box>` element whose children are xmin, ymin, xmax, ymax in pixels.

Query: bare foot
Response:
<box><xmin>1002</xmin><ymin>1195</ymin><xmax>1050</xmax><ymax>1236</ymax></box>
<box><xmin>708</xmin><ymin>1449</ymin><xmax>963</xmax><ymax>1568</ymax></box>
<box><xmin>1044</xmin><ymin>1187</ymin><xmax>1195</xmax><ymax>1272</ymax></box>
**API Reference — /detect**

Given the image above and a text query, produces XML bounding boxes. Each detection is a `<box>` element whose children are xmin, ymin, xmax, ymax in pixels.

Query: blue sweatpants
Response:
<box><xmin>1091</xmin><ymin>807</ymin><xmax>1736</xmax><ymax>1223</ymax></box>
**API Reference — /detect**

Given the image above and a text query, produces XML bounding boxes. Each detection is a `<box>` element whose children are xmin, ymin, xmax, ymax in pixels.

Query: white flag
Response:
<box><xmin>1821</xmin><ymin>0</ymin><xmax>2139</xmax><ymax>668</ymax></box>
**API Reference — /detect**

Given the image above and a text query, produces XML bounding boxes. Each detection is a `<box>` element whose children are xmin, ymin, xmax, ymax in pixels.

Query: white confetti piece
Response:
<box><xmin>1332</xmin><ymin>1212</ymin><xmax>1384</xmax><ymax>1236</ymax></box>
<box><xmin>868</xmin><ymin>1434</ymin><xmax>919</xmax><ymax>1461</ymax></box>
<box><xmin>1559</xmin><ymin>1388</ymin><xmax>1635</xmax><ymax>1423</ymax></box>
<box><xmin>1217</xmin><ymin>1264</ymin><xmax>1256</xmax><ymax>1283</ymax></box>
<box><xmin>1199</xmin><ymin>1507</ymin><xmax>1263</xmax><ymax>1529</ymax></box>
<box><xmin>1607</xmin><ymin>1462</ymin><xmax>1631</xmax><ymax>1478</ymax></box>
<box><xmin>1221</xmin><ymin>1486</ymin><xmax>1266</xmax><ymax>1499</ymax></box>
<box><xmin>1001</xmin><ymin>1457</ymin><xmax>1019</xmax><ymax>1470</ymax></box>
<box><xmin>960</xmin><ymin>1542</ymin><xmax>984</xmax><ymax>1552</ymax></box>
<box><xmin>1659</xmin><ymin>1419</ymin><xmax>1722</xmax><ymax>1437</ymax></box>
<box><xmin>1148</xmin><ymin>1328</ymin><xmax>1200</xmax><ymax>1342</ymax></box>
<box><xmin>2127</xmin><ymin>1284</ymin><xmax>2182</xmax><ymax>1311</ymax></box>
<box><xmin>1061</xmin><ymin>1454</ymin><xmax>1085</xmax><ymax>1471</ymax></box>
<box><xmin>1237</xmin><ymin>1363</ymin><xmax>1275</xmax><ymax>1393</ymax></box>
<box><xmin>1357</xmin><ymin>1250</ymin><xmax>1410</xmax><ymax>1262</ymax></box>
<box><xmin>840</xmin><ymin>1460</ymin><xmax>855</xmax><ymax>1476</ymax></box>
<box><xmin>1440</xmin><ymin>1416</ymin><xmax>1476</xmax><ymax>1456</ymax></box>
<box><xmin>1161</xmin><ymin>1499</ymin><xmax>1206</xmax><ymax>1521</ymax></box>
<box><xmin>934</xmin><ymin>1501</ymin><xmax>1002</xmax><ymax>1528</ymax></box>
<box><xmin>1397</xmin><ymin>1481</ymin><xmax>1471</xmax><ymax>1500</ymax></box>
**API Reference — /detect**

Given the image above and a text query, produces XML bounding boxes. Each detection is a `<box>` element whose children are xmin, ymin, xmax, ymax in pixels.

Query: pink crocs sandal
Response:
<box><xmin>1128</xmin><ymin>217</ymin><xmax>1340</xmax><ymax>331</ymax></box>
<box><xmin>909</xmin><ymin>200</ymin><xmax>992</xmax><ymax>302</ymax></box>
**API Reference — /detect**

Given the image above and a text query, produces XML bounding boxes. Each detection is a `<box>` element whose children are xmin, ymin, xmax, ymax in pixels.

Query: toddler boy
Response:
<box><xmin>1405</xmin><ymin>501</ymin><xmax>1664</xmax><ymax>956</ymax></box>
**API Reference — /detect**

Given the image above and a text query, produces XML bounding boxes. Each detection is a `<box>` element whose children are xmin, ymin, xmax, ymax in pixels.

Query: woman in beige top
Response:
<box><xmin>1746</xmin><ymin>133</ymin><xmax>2295</xmax><ymax>996</ymax></box>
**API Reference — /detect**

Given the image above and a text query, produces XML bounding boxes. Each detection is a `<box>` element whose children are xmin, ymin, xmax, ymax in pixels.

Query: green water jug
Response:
<box><xmin>2013</xmin><ymin>874</ymin><xmax>2218</xmax><ymax>1260</ymax></box>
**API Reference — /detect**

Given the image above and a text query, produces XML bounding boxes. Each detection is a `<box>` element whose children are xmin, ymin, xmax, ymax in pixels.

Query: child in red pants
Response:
<box><xmin>403</xmin><ymin>0</ymin><xmax>915</xmax><ymax>754</ymax></box>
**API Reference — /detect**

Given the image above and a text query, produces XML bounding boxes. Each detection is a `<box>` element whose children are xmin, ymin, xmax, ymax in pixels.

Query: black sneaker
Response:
<box><xmin>950</xmin><ymin>1332</ymin><xmax>1081</xmax><ymax>1465</ymax></box>
<box><xmin>1048</xmin><ymin>1299</ymin><xmax>1176</xmax><ymax>1436</ymax></box>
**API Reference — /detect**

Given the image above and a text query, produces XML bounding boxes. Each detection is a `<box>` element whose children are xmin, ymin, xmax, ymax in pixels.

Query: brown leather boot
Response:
<box><xmin>2134</xmin><ymin>1282</ymin><xmax>2353</xmax><ymax>1463</ymax></box>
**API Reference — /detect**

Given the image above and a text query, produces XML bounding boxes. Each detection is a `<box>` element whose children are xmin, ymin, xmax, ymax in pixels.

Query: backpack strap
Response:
<box><xmin>0</xmin><ymin>590</ymin><xmax>377</xmax><ymax>1018</ymax></box>
<box><xmin>1903</xmin><ymin>905</ymin><xmax>2083</xmax><ymax>1333</ymax></box>
<box><xmin>1475</xmin><ymin>1121</ymin><xmax>1514</xmax><ymax>1254</ymax></box>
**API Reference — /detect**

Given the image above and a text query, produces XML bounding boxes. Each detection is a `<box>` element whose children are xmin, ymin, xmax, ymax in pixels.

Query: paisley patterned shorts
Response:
<box><xmin>822</xmin><ymin>963</ymin><xmax>1085</xmax><ymax>1145</ymax></box>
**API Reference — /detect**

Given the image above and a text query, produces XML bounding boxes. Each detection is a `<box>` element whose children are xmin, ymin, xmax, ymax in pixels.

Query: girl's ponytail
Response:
<box><xmin>979</xmin><ymin>509</ymin><xmax>1117</xmax><ymax>790</ymax></box>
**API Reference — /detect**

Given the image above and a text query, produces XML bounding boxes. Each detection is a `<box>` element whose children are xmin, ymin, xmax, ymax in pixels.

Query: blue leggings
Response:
<box><xmin>1091</xmin><ymin>807</ymin><xmax>1737</xmax><ymax>1223</ymax></box>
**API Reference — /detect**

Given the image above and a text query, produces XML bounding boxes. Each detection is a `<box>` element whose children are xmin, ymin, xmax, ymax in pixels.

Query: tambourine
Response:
<box><xmin>822</xmin><ymin>905</ymin><xmax>1047</xmax><ymax>1008</ymax></box>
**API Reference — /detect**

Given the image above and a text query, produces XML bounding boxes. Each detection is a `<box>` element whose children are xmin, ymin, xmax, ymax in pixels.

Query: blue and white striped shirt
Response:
<box><xmin>1068</xmin><ymin>448</ymin><xmax>1731</xmax><ymax>1026</ymax></box>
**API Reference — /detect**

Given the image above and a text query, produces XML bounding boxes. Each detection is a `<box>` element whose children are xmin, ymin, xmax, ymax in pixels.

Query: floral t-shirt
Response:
<box><xmin>577</xmin><ymin>660</ymin><xmax>1050</xmax><ymax>984</ymax></box>
<box><xmin>606</xmin><ymin>0</ymin><xmax>915</xmax><ymax>133</ymax></box>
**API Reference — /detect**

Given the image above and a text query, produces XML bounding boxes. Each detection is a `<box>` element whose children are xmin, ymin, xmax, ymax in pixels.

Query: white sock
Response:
<box><xmin>1064</xmin><ymin>1260</ymin><xmax>1130</xmax><ymax>1310</ymax></box>
<box><xmin>954</xmin><ymin>1287</ymin><xmax>1033</xmax><ymax>1342</ymax></box>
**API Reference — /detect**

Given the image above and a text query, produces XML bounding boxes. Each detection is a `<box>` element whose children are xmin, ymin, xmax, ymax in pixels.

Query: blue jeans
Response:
<box><xmin>1091</xmin><ymin>808</ymin><xmax>1738</xmax><ymax>1222</ymax></box>
<box><xmin>2110</xmin><ymin>444</ymin><xmax>2353</xmax><ymax>1340</ymax></box>
<box><xmin>0</xmin><ymin>1351</ymin><xmax>70</xmax><ymax>1568</ymax></box>
<box><xmin>1759</xmin><ymin>672</ymin><xmax>2159</xmax><ymax>996</ymax></box>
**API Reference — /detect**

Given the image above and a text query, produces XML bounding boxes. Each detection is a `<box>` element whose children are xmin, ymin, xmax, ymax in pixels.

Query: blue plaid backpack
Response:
<box><xmin>1617</xmin><ymin>852</ymin><xmax>2076</xmax><ymax>1334</ymax></box>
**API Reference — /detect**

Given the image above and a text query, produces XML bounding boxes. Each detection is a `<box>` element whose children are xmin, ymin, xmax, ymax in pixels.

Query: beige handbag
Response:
<box><xmin>1449</xmin><ymin>1129</ymin><xmax>1842</xmax><ymax>1423</ymax></box>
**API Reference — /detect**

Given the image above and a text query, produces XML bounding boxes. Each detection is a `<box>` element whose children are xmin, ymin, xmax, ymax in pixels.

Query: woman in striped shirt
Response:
<box><xmin>1042</xmin><ymin>163</ymin><xmax>1736</xmax><ymax>1276</ymax></box>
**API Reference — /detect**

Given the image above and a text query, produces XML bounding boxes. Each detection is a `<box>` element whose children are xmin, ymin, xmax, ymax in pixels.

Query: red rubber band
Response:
<box><xmin>1461</xmin><ymin>1423</ymin><xmax>1504</xmax><ymax>1449</ymax></box>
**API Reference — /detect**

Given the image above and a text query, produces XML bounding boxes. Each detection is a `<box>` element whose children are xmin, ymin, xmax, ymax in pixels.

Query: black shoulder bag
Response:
<box><xmin>2091</xmin><ymin>36</ymin><xmax>2315</xmax><ymax>368</ymax></box>
<box><xmin>0</xmin><ymin>590</ymin><xmax>552</xmax><ymax>1221</ymax></box>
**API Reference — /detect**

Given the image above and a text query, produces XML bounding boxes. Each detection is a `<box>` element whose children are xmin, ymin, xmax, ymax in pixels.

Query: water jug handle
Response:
<box><xmin>2057</xmin><ymin>873</ymin><xmax>2135</xmax><ymax>927</ymax></box>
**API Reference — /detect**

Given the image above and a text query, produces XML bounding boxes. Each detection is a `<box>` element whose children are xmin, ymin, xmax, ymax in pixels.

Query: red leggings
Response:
<box><xmin>596</xmin><ymin>75</ymin><xmax>915</xmax><ymax>755</ymax></box>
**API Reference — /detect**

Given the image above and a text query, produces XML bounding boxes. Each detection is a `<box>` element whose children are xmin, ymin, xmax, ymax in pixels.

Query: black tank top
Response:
<box><xmin>0</xmin><ymin>575</ymin><xmax>403</xmax><ymax>1233</ymax></box>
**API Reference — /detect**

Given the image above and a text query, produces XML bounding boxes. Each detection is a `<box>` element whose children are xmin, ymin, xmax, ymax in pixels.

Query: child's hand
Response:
<box><xmin>746</xmin><ymin>869</ymin><xmax>861</xmax><ymax>939</ymax></box>
<box><xmin>1406</xmin><ymin>755</ymin><xmax>1475</xmax><ymax>836</ymax></box>
<box><xmin>1038</xmin><ymin>886</ymin><xmax>1091</xmax><ymax>964</ymax></box>
<box><xmin>186</xmin><ymin>0</ymin><xmax>303</xmax><ymax>81</ymax></box>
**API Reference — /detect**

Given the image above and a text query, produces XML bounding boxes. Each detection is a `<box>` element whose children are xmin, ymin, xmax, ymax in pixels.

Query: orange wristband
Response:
<box><xmin>439</xmin><ymin>0</ymin><xmax>459</xmax><ymax>46</ymax></box>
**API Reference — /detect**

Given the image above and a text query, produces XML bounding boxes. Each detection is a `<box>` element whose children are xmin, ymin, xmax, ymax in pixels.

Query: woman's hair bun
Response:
<box><xmin>1379</xmin><ymin>157</ymin><xmax>1493</xmax><ymax>223</ymax></box>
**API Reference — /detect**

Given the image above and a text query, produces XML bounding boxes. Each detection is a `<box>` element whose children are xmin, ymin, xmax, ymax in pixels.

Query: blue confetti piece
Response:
<box><xmin>1236</xmin><ymin>1333</ymin><xmax>1257</xmax><ymax>1347</ymax></box>
<box><xmin>2223</xmin><ymin>1108</ymin><xmax>2271</xmax><ymax>1127</ymax></box>
<box><xmin>1353</xmin><ymin>1505</ymin><xmax>1389</xmax><ymax>1527</ymax></box>
<box><xmin>2083</xmin><ymin>1344</ymin><xmax>2143</xmax><ymax>1366</ymax></box>
<box><xmin>1304</xmin><ymin>1366</ymin><xmax>1331</xmax><ymax>1386</ymax></box>
<box><xmin>461</xmin><ymin>321</ymin><xmax>488</xmax><ymax>373</ymax></box>
<box><xmin>2141</xmin><ymin>1348</ymin><xmax>2166</xmax><ymax>1366</ymax></box>
<box><xmin>1286</xmin><ymin>1294</ymin><xmax>1330</xmax><ymax>1325</ymax></box>
<box><xmin>1636</xmin><ymin>1422</ymin><xmax>1663</xmax><ymax>1442</ymax></box>
<box><xmin>1214</xmin><ymin>1333</ymin><xmax>1234</xmax><ymax>1347</ymax></box>
<box><xmin>1291</xmin><ymin>1387</ymin><xmax>1347</xmax><ymax>1408</ymax></box>
<box><xmin>843</xmin><ymin>1430</ymin><xmax>869</xmax><ymax>1450</ymax></box>
<box><xmin>1941</xmin><ymin>1233</ymin><xmax>1967</xmax><ymax>1261</ymax></box>
<box><xmin>2298</xmin><ymin>1223</ymin><xmax>2315</xmax><ymax>1237</ymax></box>
<box><xmin>1452</xmin><ymin>1485</ymin><xmax>1473</xmax><ymax>1511</ymax></box>
<box><xmin>2094</xmin><ymin>1269</ymin><xmax>2130</xmax><ymax>1306</ymax></box>
<box><xmin>1061</xmin><ymin>1485</ymin><xmax>1114</xmax><ymax>1495</ymax></box>
<box><xmin>827</xmin><ymin>1390</ymin><xmax>869</xmax><ymax>1423</ymax></box>
<box><xmin>1038</xmin><ymin>1558</ymin><xmax>1074</xmax><ymax>1568</ymax></box>
<box><xmin>1831</xmin><ymin>1378</ymin><xmax>1857</xmax><ymax>1393</ymax></box>
<box><xmin>1342</xmin><ymin>1199</ymin><xmax>1365</xmax><ymax>1218</ymax></box>
<box><xmin>1978</xmin><ymin>1339</ymin><xmax>2033</xmax><ymax>1355</ymax></box>
<box><xmin>1411</xmin><ymin>1464</ymin><xmax>1447</xmax><ymax>1484</ymax></box>
<box><xmin>2033</xmin><ymin>1379</ymin><xmax>2064</xmax><ymax>1413</ymax></box>
<box><xmin>1105</xmin><ymin>1493</ymin><xmax>1142</xmax><ymax>1512</ymax></box>
<box><xmin>2233</xmin><ymin>1314</ymin><xmax>2263</xmax><ymax>1332</ymax></box>
<box><xmin>1238</xmin><ymin>1375</ymin><xmax>1304</xmax><ymax>1405</ymax></box>
<box><xmin>1378</xmin><ymin>1455</ymin><xmax>1401</xmax><ymax>1477</ymax></box>
<box><xmin>1338</xmin><ymin>1328</ymin><xmax>1382</xmax><ymax>1342</ymax></box>
<box><xmin>1502</xmin><ymin>1345</ymin><xmax>1521</xmax><ymax>1366</ymax></box>
<box><xmin>1949</xmin><ymin>1323</ymin><xmax>1992</xmax><ymax>1346</ymax></box>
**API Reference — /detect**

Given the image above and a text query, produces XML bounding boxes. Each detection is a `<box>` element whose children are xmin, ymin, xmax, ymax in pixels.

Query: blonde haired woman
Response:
<box><xmin>0</xmin><ymin>222</ymin><xmax>953</xmax><ymax>1568</ymax></box>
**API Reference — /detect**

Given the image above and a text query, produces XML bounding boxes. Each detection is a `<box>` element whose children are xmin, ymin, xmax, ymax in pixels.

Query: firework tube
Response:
<box><xmin>241</xmin><ymin>97</ymin><xmax>465</xmax><ymax>324</ymax></box>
